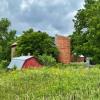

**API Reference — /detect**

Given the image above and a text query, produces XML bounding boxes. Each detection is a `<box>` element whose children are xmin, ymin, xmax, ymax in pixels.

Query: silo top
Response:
<box><xmin>11</xmin><ymin>42</ymin><xmax>17</xmax><ymax>47</ymax></box>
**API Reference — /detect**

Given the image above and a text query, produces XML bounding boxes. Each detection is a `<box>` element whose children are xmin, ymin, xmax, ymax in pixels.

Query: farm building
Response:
<box><xmin>10</xmin><ymin>35</ymin><xmax>86</xmax><ymax>65</ymax></box>
<box><xmin>55</xmin><ymin>35</ymin><xmax>71</xmax><ymax>64</ymax></box>
<box><xmin>10</xmin><ymin>35</ymin><xmax>72</xmax><ymax>65</ymax></box>
<box><xmin>8</xmin><ymin>56</ymin><xmax>42</xmax><ymax>69</ymax></box>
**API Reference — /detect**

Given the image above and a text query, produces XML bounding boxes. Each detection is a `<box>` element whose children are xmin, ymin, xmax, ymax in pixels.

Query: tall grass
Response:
<box><xmin>0</xmin><ymin>64</ymin><xmax>100</xmax><ymax>100</ymax></box>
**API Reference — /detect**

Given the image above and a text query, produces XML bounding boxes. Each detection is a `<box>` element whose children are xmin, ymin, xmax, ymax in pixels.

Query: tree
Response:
<box><xmin>71</xmin><ymin>0</ymin><xmax>100</xmax><ymax>63</ymax></box>
<box><xmin>38</xmin><ymin>54</ymin><xmax>56</xmax><ymax>66</ymax></box>
<box><xmin>0</xmin><ymin>18</ymin><xmax>16</xmax><ymax>61</ymax></box>
<box><xmin>16</xmin><ymin>29</ymin><xmax>58</xmax><ymax>59</ymax></box>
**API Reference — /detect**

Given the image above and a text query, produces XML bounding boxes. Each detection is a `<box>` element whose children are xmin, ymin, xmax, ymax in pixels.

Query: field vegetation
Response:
<box><xmin>0</xmin><ymin>63</ymin><xmax>100</xmax><ymax>100</ymax></box>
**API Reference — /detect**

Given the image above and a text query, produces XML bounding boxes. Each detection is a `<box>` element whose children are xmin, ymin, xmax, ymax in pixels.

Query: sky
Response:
<box><xmin>0</xmin><ymin>0</ymin><xmax>84</xmax><ymax>36</ymax></box>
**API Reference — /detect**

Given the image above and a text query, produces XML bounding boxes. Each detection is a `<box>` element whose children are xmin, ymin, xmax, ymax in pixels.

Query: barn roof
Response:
<box><xmin>8</xmin><ymin>56</ymin><xmax>33</xmax><ymax>69</ymax></box>
<box><xmin>13</xmin><ymin>56</ymin><xmax>33</xmax><ymax>61</ymax></box>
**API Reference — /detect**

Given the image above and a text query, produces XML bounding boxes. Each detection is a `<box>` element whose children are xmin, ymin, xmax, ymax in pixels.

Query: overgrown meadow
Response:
<box><xmin>0</xmin><ymin>63</ymin><xmax>100</xmax><ymax>100</ymax></box>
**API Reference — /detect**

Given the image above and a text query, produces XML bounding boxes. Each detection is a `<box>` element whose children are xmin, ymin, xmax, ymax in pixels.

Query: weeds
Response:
<box><xmin>0</xmin><ymin>64</ymin><xmax>100</xmax><ymax>100</ymax></box>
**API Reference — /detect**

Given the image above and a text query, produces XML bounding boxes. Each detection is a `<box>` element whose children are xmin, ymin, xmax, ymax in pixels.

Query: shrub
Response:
<box><xmin>92</xmin><ymin>56</ymin><xmax>100</xmax><ymax>64</ymax></box>
<box><xmin>54</xmin><ymin>62</ymin><xmax>84</xmax><ymax>69</ymax></box>
<box><xmin>38</xmin><ymin>54</ymin><xmax>56</xmax><ymax>66</ymax></box>
<box><xmin>0</xmin><ymin>60</ymin><xmax>9</xmax><ymax>69</ymax></box>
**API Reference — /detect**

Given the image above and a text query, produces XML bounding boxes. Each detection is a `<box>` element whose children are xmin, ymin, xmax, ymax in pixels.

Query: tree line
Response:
<box><xmin>0</xmin><ymin>0</ymin><xmax>100</xmax><ymax>67</ymax></box>
<box><xmin>71</xmin><ymin>0</ymin><xmax>100</xmax><ymax>63</ymax></box>
<box><xmin>0</xmin><ymin>18</ymin><xmax>58</xmax><ymax>68</ymax></box>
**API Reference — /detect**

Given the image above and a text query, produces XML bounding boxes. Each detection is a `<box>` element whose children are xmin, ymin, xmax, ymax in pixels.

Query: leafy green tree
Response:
<box><xmin>71</xmin><ymin>0</ymin><xmax>100</xmax><ymax>63</ymax></box>
<box><xmin>17</xmin><ymin>29</ymin><xmax>58</xmax><ymax>59</ymax></box>
<box><xmin>0</xmin><ymin>18</ymin><xmax>16</xmax><ymax>62</ymax></box>
<box><xmin>38</xmin><ymin>54</ymin><xmax>56</xmax><ymax>66</ymax></box>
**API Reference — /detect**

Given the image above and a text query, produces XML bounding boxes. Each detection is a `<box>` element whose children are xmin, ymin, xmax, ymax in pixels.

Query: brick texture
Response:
<box><xmin>55</xmin><ymin>35</ymin><xmax>71</xmax><ymax>64</ymax></box>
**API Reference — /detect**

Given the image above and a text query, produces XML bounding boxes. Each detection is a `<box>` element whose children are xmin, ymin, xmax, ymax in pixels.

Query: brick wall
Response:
<box><xmin>55</xmin><ymin>35</ymin><xmax>71</xmax><ymax>64</ymax></box>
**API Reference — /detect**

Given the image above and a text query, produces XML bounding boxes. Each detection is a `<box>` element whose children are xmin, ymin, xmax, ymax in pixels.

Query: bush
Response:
<box><xmin>38</xmin><ymin>54</ymin><xmax>56</xmax><ymax>66</ymax></box>
<box><xmin>92</xmin><ymin>56</ymin><xmax>100</xmax><ymax>64</ymax></box>
<box><xmin>54</xmin><ymin>62</ymin><xmax>84</xmax><ymax>69</ymax></box>
<box><xmin>0</xmin><ymin>60</ymin><xmax>9</xmax><ymax>69</ymax></box>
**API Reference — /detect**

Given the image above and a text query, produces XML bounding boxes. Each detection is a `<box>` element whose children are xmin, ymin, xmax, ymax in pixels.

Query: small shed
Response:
<box><xmin>8</xmin><ymin>56</ymin><xmax>42</xmax><ymax>69</ymax></box>
<box><xmin>78</xmin><ymin>55</ymin><xmax>85</xmax><ymax>62</ymax></box>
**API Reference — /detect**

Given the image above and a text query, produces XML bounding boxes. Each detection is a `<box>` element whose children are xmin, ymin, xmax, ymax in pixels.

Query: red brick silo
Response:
<box><xmin>55</xmin><ymin>35</ymin><xmax>71</xmax><ymax>64</ymax></box>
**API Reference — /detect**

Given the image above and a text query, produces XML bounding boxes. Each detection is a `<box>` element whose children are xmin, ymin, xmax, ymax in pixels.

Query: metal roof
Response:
<box><xmin>79</xmin><ymin>55</ymin><xmax>84</xmax><ymax>57</ymax></box>
<box><xmin>8</xmin><ymin>56</ymin><xmax>33</xmax><ymax>69</ymax></box>
<box><xmin>11</xmin><ymin>42</ymin><xmax>17</xmax><ymax>46</ymax></box>
<box><xmin>13</xmin><ymin>56</ymin><xmax>33</xmax><ymax>61</ymax></box>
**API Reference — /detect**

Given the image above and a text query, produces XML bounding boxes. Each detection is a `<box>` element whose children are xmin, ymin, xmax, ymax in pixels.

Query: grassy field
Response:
<box><xmin>0</xmin><ymin>63</ymin><xmax>100</xmax><ymax>100</ymax></box>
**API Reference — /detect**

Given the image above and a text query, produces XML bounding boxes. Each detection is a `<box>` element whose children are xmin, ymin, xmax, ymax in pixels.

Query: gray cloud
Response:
<box><xmin>0</xmin><ymin>0</ymin><xmax>84</xmax><ymax>36</ymax></box>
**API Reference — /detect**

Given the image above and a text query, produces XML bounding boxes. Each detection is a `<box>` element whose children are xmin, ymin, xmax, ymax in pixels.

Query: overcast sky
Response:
<box><xmin>0</xmin><ymin>0</ymin><xmax>84</xmax><ymax>36</ymax></box>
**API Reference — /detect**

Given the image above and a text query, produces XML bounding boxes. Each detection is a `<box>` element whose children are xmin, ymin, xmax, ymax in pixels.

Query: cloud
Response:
<box><xmin>0</xmin><ymin>0</ymin><xmax>84</xmax><ymax>36</ymax></box>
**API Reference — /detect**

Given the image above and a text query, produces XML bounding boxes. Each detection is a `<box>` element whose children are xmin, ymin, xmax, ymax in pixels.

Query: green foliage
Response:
<box><xmin>71</xmin><ymin>0</ymin><xmax>100</xmax><ymax>63</ymax></box>
<box><xmin>0</xmin><ymin>18</ymin><xmax>16</xmax><ymax>62</ymax></box>
<box><xmin>0</xmin><ymin>60</ymin><xmax>9</xmax><ymax>69</ymax></box>
<box><xmin>55</xmin><ymin>62</ymin><xmax>84</xmax><ymax>69</ymax></box>
<box><xmin>1</xmin><ymin>65</ymin><xmax>100</xmax><ymax>99</ymax></box>
<box><xmin>13</xmin><ymin>65</ymin><xmax>17</xmax><ymax>70</ymax></box>
<box><xmin>16</xmin><ymin>29</ymin><xmax>58</xmax><ymax>58</ymax></box>
<box><xmin>38</xmin><ymin>54</ymin><xmax>56</xmax><ymax>66</ymax></box>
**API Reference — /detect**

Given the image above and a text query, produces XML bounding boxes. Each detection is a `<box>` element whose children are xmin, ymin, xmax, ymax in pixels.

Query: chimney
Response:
<box><xmin>55</xmin><ymin>34</ymin><xmax>71</xmax><ymax>64</ymax></box>
<box><xmin>11</xmin><ymin>42</ymin><xmax>17</xmax><ymax>59</ymax></box>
